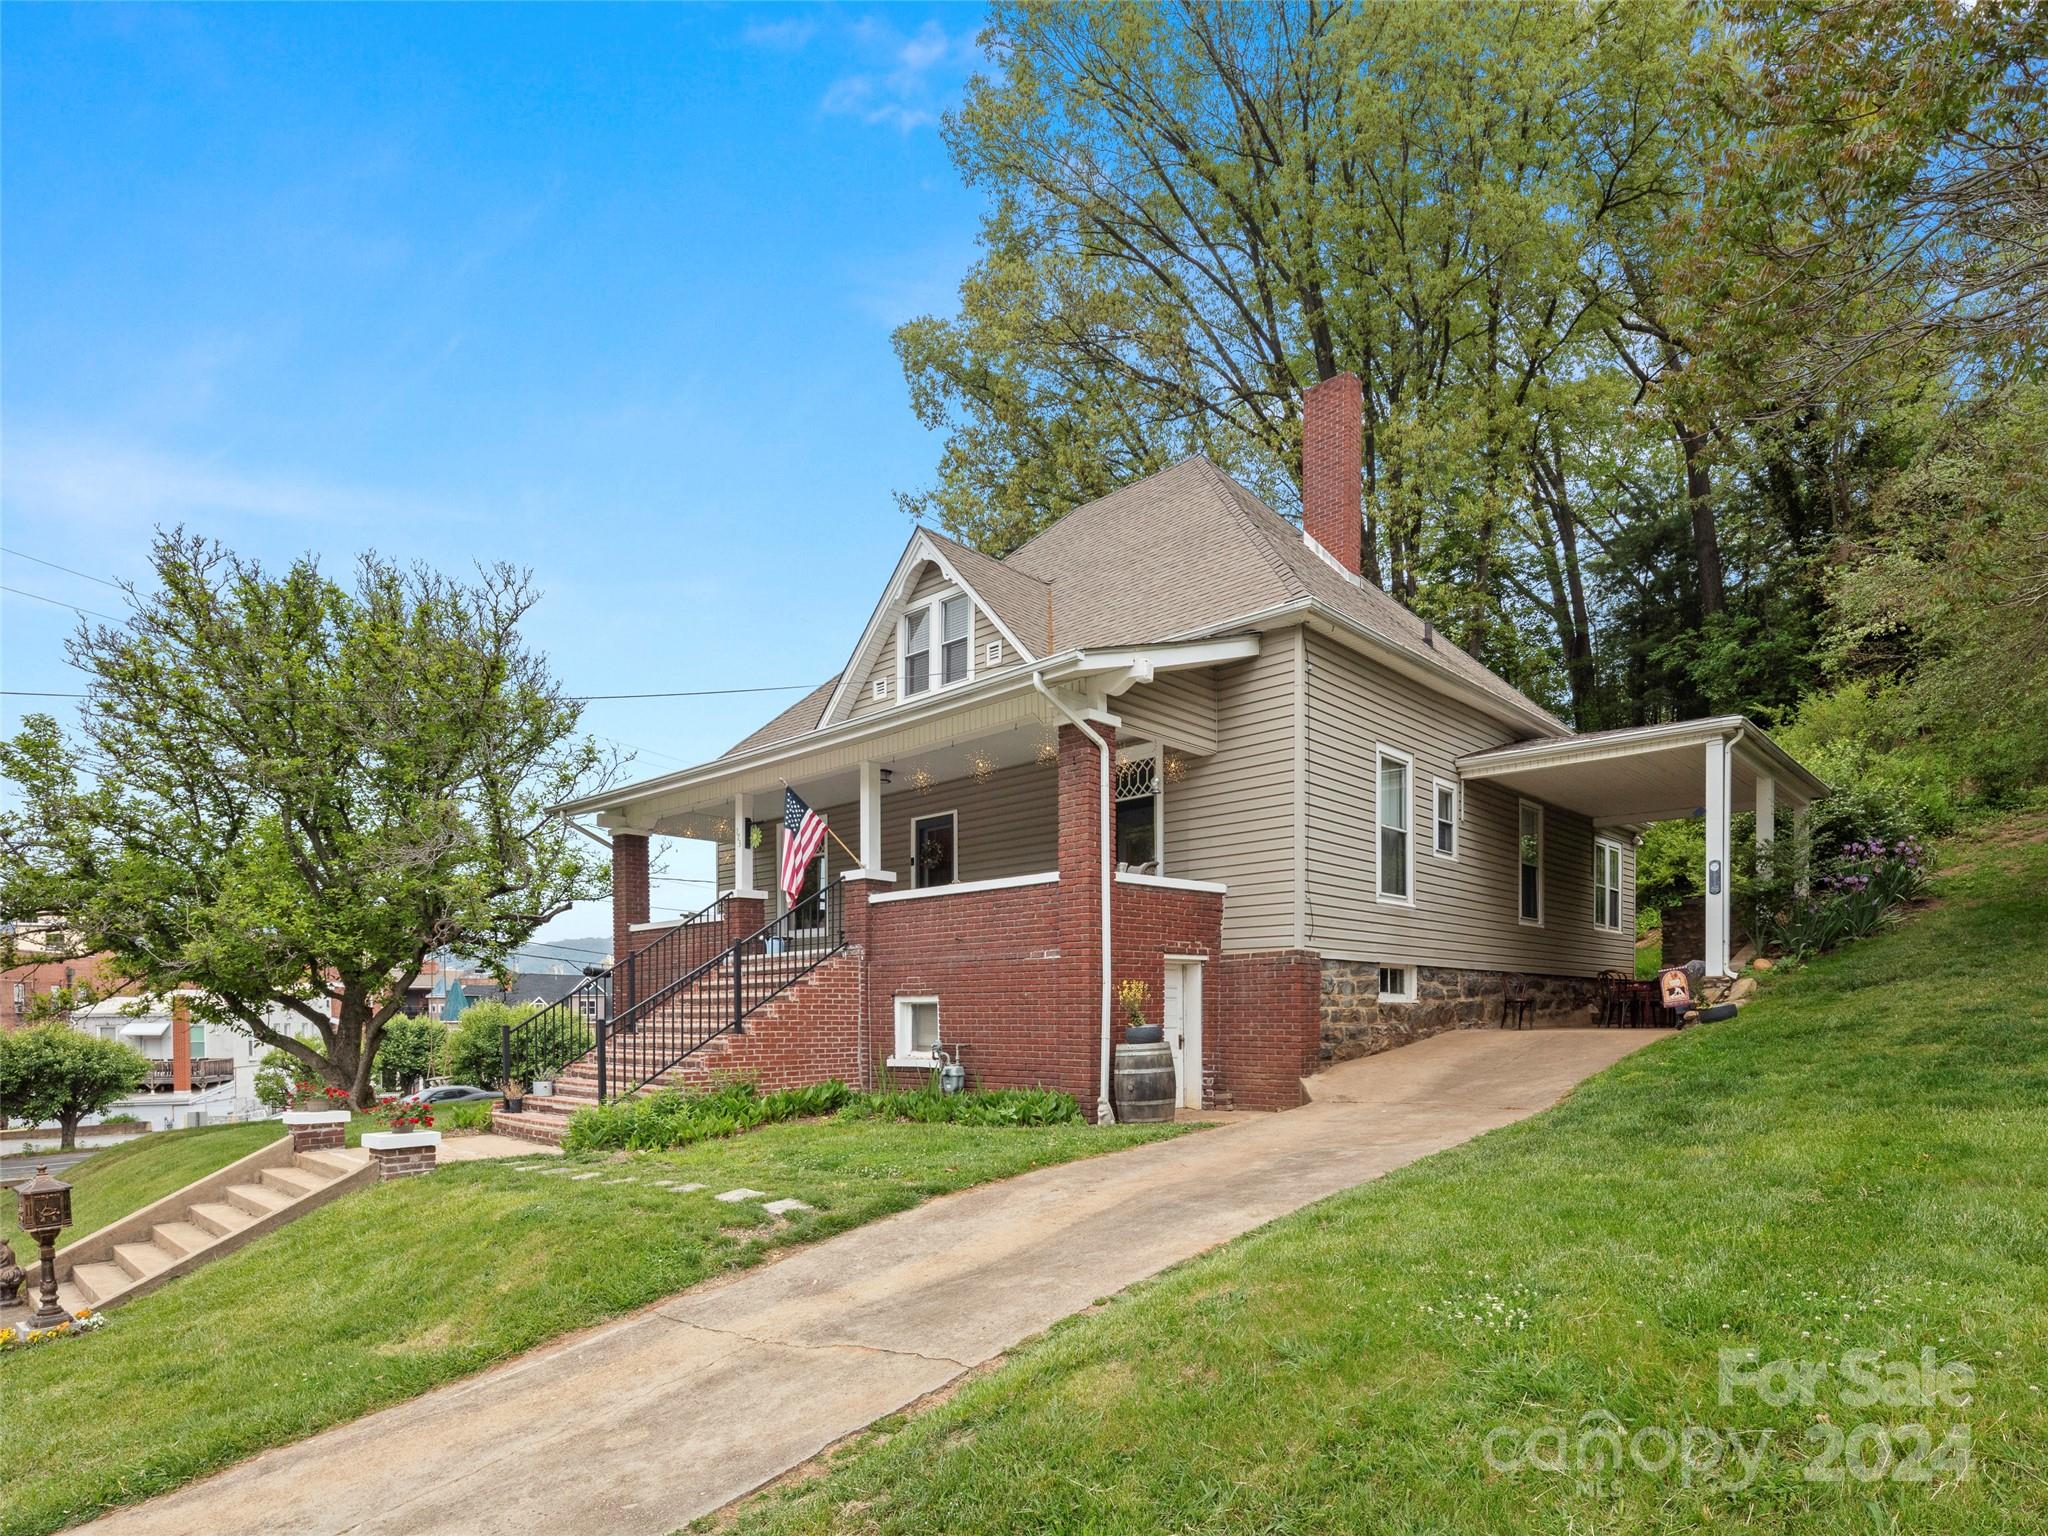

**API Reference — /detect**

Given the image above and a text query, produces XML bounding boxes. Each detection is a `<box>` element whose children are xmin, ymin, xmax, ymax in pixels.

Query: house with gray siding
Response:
<box><xmin>512</xmin><ymin>375</ymin><xmax>1824</xmax><ymax>1142</ymax></box>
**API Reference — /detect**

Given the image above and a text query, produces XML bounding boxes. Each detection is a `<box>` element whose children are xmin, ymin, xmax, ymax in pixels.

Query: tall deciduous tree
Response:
<box><xmin>0</xmin><ymin>533</ymin><xmax>614</xmax><ymax>1108</ymax></box>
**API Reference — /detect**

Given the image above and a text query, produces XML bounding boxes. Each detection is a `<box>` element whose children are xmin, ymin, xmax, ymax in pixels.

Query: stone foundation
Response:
<box><xmin>1320</xmin><ymin>962</ymin><xmax>1601</xmax><ymax>1063</ymax></box>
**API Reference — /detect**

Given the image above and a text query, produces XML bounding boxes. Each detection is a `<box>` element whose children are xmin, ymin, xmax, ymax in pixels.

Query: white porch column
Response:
<box><xmin>858</xmin><ymin>760</ymin><xmax>885</xmax><ymax>873</ymax></box>
<box><xmin>733</xmin><ymin>792</ymin><xmax>757</xmax><ymax>894</ymax></box>
<box><xmin>1792</xmin><ymin>802</ymin><xmax>1813</xmax><ymax>897</ymax></box>
<box><xmin>1754</xmin><ymin>772</ymin><xmax>1777</xmax><ymax>877</ymax></box>
<box><xmin>1704</xmin><ymin>736</ymin><xmax>1732</xmax><ymax>977</ymax></box>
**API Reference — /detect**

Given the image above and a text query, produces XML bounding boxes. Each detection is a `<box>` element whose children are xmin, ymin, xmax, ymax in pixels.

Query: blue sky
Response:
<box><xmin>1</xmin><ymin>2</ymin><xmax>995</xmax><ymax>940</ymax></box>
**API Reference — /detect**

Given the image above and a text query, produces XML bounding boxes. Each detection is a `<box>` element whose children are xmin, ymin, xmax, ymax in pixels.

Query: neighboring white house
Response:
<box><xmin>68</xmin><ymin>994</ymin><xmax>317</xmax><ymax>1130</ymax></box>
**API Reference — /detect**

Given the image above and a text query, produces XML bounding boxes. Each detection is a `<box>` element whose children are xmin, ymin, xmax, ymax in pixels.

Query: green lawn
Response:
<box><xmin>724</xmin><ymin>820</ymin><xmax>2048</xmax><ymax>1535</ymax></box>
<box><xmin>0</xmin><ymin>1117</ymin><xmax>1185</xmax><ymax>1536</ymax></box>
<box><xmin>5</xmin><ymin>1120</ymin><xmax>284</xmax><ymax>1258</ymax></box>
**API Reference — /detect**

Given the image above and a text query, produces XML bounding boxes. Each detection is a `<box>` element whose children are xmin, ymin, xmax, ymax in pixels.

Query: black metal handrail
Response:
<box><xmin>497</xmin><ymin>893</ymin><xmax>726</xmax><ymax>1092</ymax></box>
<box><xmin>599</xmin><ymin>879</ymin><xmax>846</xmax><ymax>1102</ymax></box>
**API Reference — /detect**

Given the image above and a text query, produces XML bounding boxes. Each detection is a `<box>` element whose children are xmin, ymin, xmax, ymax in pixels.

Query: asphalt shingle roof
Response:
<box><xmin>717</xmin><ymin>456</ymin><xmax>1562</xmax><ymax>761</ymax></box>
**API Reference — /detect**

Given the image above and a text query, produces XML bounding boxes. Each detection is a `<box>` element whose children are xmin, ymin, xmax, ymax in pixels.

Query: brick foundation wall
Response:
<box><xmin>691</xmin><ymin>949</ymin><xmax>864</xmax><ymax>1092</ymax></box>
<box><xmin>288</xmin><ymin>1124</ymin><xmax>344</xmax><ymax>1153</ymax></box>
<box><xmin>1212</xmin><ymin>950</ymin><xmax>1321</xmax><ymax>1110</ymax></box>
<box><xmin>1319</xmin><ymin>962</ymin><xmax>1601</xmax><ymax>1062</ymax></box>
<box><xmin>864</xmin><ymin>877</ymin><xmax>1077</xmax><ymax>1101</ymax></box>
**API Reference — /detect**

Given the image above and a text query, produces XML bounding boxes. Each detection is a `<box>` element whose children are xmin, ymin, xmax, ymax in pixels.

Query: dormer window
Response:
<box><xmin>941</xmin><ymin>594</ymin><xmax>970</xmax><ymax>685</ymax></box>
<box><xmin>903</xmin><ymin>607</ymin><xmax>931</xmax><ymax>697</ymax></box>
<box><xmin>899</xmin><ymin>587</ymin><xmax>975</xmax><ymax>701</ymax></box>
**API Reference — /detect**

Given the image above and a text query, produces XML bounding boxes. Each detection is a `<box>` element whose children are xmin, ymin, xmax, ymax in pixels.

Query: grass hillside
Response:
<box><xmin>5</xmin><ymin>1120</ymin><xmax>282</xmax><ymax>1258</ymax></box>
<box><xmin>730</xmin><ymin>816</ymin><xmax>2048</xmax><ymax>1535</ymax></box>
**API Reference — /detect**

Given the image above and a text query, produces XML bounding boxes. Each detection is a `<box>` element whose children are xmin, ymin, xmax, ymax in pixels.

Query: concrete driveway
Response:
<box><xmin>81</xmin><ymin>1027</ymin><xmax>1668</xmax><ymax>1536</ymax></box>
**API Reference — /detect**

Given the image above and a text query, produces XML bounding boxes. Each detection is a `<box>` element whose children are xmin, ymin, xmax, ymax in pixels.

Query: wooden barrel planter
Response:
<box><xmin>1113</xmin><ymin>1032</ymin><xmax>1176</xmax><ymax>1123</ymax></box>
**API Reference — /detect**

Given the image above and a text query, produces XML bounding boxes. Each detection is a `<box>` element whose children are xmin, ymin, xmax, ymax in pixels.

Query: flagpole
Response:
<box><xmin>777</xmin><ymin>776</ymin><xmax>865</xmax><ymax>873</ymax></box>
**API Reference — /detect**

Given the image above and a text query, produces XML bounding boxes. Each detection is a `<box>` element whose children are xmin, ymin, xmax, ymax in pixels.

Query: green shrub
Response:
<box><xmin>373</xmin><ymin>1015</ymin><xmax>448</xmax><ymax>1092</ymax></box>
<box><xmin>563</xmin><ymin>1078</ymin><xmax>853</xmax><ymax>1154</ymax></box>
<box><xmin>441</xmin><ymin>999</ymin><xmax>590</xmax><ymax>1088</ymax></box>
<box><xmin>837</xmin><ymin>1085</ymin><xmax>1083</xmax><ymax>1127</ymax></box>
<box><xmin>439</xmin><ymin>1103</ymin><xmax>494</xmax><ymax>1132</ymax></box>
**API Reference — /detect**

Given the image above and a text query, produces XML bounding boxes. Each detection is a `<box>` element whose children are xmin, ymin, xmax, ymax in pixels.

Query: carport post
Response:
<box><xmin>1704</xmin><ymin>735</ymin><xmax>1732</xmax><ymax>977</ymax></box>
<box><xmin>1755</xmin><ymin>772</ymin><xmax>1777</xmax><ymax>876</ymax></box>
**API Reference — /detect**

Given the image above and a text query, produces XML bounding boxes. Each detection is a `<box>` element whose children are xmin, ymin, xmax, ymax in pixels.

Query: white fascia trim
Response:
<box><xmin>868</xmin><ymin>870</ymin><xmax>1060</xmax><ymax>905</ymax></box>
<box><xmin>1459</xmin><ymin>716</ymin><xmax>1829</xmax><ymax>801</ymax></box>
<box><xmin>1115</xmin><ymin>871</ymin><xmax>1226</xmax><ymax>895</ymax></box>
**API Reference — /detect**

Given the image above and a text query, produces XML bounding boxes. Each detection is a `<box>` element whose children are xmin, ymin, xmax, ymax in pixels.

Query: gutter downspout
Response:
<box><xmin>1032</xmin><ymin>670</ymin><xmax>1116</xmax><ymax>1125</ymax></box>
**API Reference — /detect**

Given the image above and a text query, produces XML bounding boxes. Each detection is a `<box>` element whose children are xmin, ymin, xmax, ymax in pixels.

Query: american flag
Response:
<box><xmin>779</xmin><ymin>786</ymin><xmax>827</xmax><ymax>909</ymax></box>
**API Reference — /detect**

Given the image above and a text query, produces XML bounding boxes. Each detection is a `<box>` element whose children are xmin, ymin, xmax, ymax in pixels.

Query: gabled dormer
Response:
<box><xmin>822</xmin><ymin>529</ymin><xmax>1044</xmax><ymax>727</ymax></box>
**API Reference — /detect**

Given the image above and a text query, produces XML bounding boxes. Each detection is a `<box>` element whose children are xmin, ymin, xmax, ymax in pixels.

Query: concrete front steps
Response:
<box><xmin>55</xmin><ymin>1140</ymin><xmax>373</xmax><ymax>1313</ymax></box>
<box><xmin>492</xmin><ymin>957</ymin><xmax>852</xmax><ymax>1147</ymax></box>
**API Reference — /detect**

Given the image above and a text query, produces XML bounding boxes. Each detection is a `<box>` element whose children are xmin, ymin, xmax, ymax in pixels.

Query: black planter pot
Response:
<box><xmin>1122</xmin><ymin>1023</ymin><xmax>1164</xmax><ymax>1044</ymax></box>
<box><xmin>503</xmin><ymin>1094</ymin><xmax>525</xmax><ymax>1114</ymax></box>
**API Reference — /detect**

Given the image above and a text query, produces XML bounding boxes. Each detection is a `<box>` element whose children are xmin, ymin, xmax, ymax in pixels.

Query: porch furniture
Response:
<box><xmin>1499</xmin><ymin>978</ymin><xmax>1535</xmax><ymax>1030</ymax></box>
<box><xmin>1621</xmin><ymin>979</ymin><xmax>1661</xmax><ymax>1028</ymax></box>
<box><xmin>1597</xmin><ymin>971</ymin><xmax>1632</xmax><ymax>1028</ymax></box>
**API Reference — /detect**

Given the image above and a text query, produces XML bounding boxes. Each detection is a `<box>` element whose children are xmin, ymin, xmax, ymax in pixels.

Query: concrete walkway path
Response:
<box><xmin>82</xmin><ymin>1028</ymin><xmax>1667</xmax><ymax>1536</ymax></box>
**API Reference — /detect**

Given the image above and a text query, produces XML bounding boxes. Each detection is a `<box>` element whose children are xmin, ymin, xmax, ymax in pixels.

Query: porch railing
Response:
<box><xmin>598</xmin><ymin>879</ymin><xmax>847</xmax><ymax>1102</ymax></box>
<box><xmin>496</xmin><ymin>893</ymin><xmax>727</xmax><ymax>1091</ymax></box>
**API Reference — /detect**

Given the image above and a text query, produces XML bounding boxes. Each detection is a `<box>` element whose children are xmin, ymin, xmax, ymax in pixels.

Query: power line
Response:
<box><xmin>574</xmin><ymin>685</ymin><xmax>816</xmax><ymax>701</ymax></box>
<box><xmin>0</xmin><ymin>547</ymin><xmax>126</xmax><ymax>589</ymax></box>
<box><xmin>1</xmin><ymin>585</ymin><xmax>123</xmax><ymax>623</ymax></box>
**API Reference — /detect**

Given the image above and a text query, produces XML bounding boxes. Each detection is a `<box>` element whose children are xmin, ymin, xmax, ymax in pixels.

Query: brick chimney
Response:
<box><xmin>1301</xmin><ymin>372</ymin><xmax>1364</xmax><ymax>578</ymax></box>
<box><xmin>170</xmin><ymin>991</ymin><xmax>192</xmax><ymax>1092</ymax></box>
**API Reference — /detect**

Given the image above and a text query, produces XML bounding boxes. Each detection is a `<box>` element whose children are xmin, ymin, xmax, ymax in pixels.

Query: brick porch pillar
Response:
<box><xmin>1057</xmin><ymin>719</ymin><xmax>1115</xmax><ymax>1120</ymax></box>
<box><xmin>611</xmin><ymin>832</ymin><xmax>650</xmax><ymax>1019</ymax></box>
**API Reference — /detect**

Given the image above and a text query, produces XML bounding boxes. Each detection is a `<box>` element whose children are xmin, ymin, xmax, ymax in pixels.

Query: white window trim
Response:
<box><xmin>1377</xmin><ymin>964</ymin><xmax>1415</xmax><ymax>1003</ymax></box>
<box><xmin>1431</xmin><ymin>777</ymin><xmax>1459</xmax><ymax>860</ymax></box>
<box><xmin>1594</xmin><ymin>836</ymin><xmax>1627</xmax><ymax>932</ymax></box>
<box><xmin>1517</xmin><ymin>799</ymin><xmax>1546</xmax><ymax>928</ymax></box>
<box><xmin>909</xmin><ymin>808</ymin><xmax>959</xmax><ymax>890</ymax></box>
<box><xmin>1375</xmin><ymin>744</ymin><xmax>1416</xmax><ymax>906</ymax></box>
<box><xmin>890</xmin><ymin>995</ymin><xmax>940</xmax><ymax>1067</ymax></box>
<box><xmin>897</xmin><ymin>586</ymin><xmax>976</xmax><ymax>703</ymax></box>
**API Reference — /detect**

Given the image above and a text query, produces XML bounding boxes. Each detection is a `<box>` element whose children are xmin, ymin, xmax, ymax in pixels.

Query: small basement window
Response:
<box><xmin>1377</xmin><ymin>965</ymin><xmax>1414</xmax><ymax>1003</ymax></box>
<box><xmin>893</xmin><ymin>996</ymin><xmax>940</xmax><ymax>1063</ymax></box>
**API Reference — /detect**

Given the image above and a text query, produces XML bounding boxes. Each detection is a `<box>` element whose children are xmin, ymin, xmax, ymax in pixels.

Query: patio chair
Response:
<box><xmin>1499</xmin><ymin>976</ymin><xmax>1535</xmax><ymax>1030</ymax></box>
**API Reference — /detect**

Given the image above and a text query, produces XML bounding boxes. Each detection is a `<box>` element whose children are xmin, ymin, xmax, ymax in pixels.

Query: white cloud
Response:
<box><xmin>820</xmin><ymin>17</ymin><xmax>980</xmax><ymax>134</ymax></box>
<box><xmin>1</xmin><ymin>429</ymin><xmax>467</xmax><ymax>532</ymax></box>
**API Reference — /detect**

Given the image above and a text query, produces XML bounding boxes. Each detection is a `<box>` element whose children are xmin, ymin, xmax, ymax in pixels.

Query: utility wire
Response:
<box><xmin>1</xmin><ymin>585</ymin><xmax>123</xmax><ymax>623</ymax></box>
<box><xmin>1</xmin><ymin>547</ymin><xmax>127</xmax><ymax>589</ymax></box>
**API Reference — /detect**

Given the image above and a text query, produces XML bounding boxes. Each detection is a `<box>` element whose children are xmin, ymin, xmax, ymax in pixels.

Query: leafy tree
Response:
<box><xmin>373</xmin><ymin>1015</ymin><xmax>449</xmax><ymax>1092</ymax></box>
<box><xmin>0</xmin><ymin>533</ymin><xmax>614</xmax><ymax>1108</ymax></box>
<box><xmin>440</xmin><ymin>998</ymin><xmax>586</xmax><ymax>1088</ymax></box>
<box><xmin>0</xmin><ymin>1025</ymin><xmax>149</xmax><ymax>1149</ymax></box>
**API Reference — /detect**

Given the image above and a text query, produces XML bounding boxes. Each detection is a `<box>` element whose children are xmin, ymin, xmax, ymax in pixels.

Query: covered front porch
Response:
<box><xmin>557</xmin><ymin>641</ymin><xmax>1269</xmax><ymax>1119</ymax></box>
<box><xmin>1457</xmin><ymin>716</ymin><xmax>1829</xmax><ymax>978</ymax></box>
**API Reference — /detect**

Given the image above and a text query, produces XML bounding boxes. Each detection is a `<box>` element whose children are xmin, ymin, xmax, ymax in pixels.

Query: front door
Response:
<box><xmin>1164</xmin><ymin>961</ymin><xmax>1203</xmax><ymax>1109</ymax></box>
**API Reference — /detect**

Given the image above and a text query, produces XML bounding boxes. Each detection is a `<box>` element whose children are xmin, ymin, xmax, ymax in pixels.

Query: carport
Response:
<box><xmin>1457</xmin><ymin>716</ymin><xmax>1829</xmax><ymax>977</ymax></box>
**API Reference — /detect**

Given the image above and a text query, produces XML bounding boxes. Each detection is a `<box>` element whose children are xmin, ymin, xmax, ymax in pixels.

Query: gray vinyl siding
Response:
<box><xmin>1118</xmin><ymin>669</ymin><xmax>1219</xmax><ymax>756</ymax></box>
<box><xmin>1161</xmin><ymin>638</ymin><xmax>1298</xmax><ymax>951</ymax></box>
<box><xmin>1301</xmin><ymin>629</ymin><xmax>1635</xmax><ymax>975</ymax></box>
<box><xmin>715</xmin><ymin>759</ymin><xmax>1057</xmax><ymax>913</ymax></box>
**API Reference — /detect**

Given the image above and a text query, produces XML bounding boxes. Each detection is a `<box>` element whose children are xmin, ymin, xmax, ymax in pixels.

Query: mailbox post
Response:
<box><xmin>14</xmin><ymin>1165</ymin><xmax>74</xmax><ymax>1330</ymax></box>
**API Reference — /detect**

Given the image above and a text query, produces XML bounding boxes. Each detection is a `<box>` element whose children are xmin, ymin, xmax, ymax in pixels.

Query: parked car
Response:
<box><xmin>401</xmin><ymin>1084</ymin><xmax>502</xmax><ymax>1105</ymax></box>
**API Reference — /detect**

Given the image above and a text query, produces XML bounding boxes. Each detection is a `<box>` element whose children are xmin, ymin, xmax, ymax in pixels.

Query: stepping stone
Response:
<box><xmin>714</xmin><ymin>1188</ymin><xmax>767</xmax><ymax>1203</ymax></box>
<box><xmin>762</xmin><ymin>1199</ymin><xmax>812</xmax><ymax>1216</ymax></box>
<box><xmin>670</xmin><ymin>1182</ymin><xmax>707</xmax><ymax>1193</ymax></box>
<box><xmin>571</xmin><ymin>1172</ymin><xmax>604</xmax><ymax>1181</ymax></box>
<box><xmin>601</xmin><ymin>1178</ymin><xmax>637</xmax><ymax>1185</ymax></box>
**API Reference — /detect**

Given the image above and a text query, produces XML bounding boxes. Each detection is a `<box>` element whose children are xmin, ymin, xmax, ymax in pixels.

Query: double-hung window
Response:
<box><xmin>940</xmin><ymin>594</ymin><xmax>971</xmax><ymax>685</ymax></box>
<box><xmin>900</xmin><ymin>590</ymin><xmax>973</xmax><ymax>699</ymax></box>
<box><xmin>902</xmin><ymin>607</ymin><xmax>932</xmax><ymax>698</ymax></box>
<box><xmin>1594</xmin><ymin>839</ymin><xmax>1625</xmax><ymax>930</ymax></box>
<box><xmin>1376</xmin><ymin>747</ymin><xmax>1413</xmax><ymax>903</ymax></box>
<box><xmin>1433</xmin><ymin>779</ymin><xmax>1458</xmax><ymax>858</ymax></box>
<box><xmin>893</xmin><ymin>996</ymin><xmax>940</xmax><ymax>1064</ymax></box>
<box><xmin>1518</xmin><ymin>801</ymin><xmax>1545</xmax><ymax>925</ymax></box>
